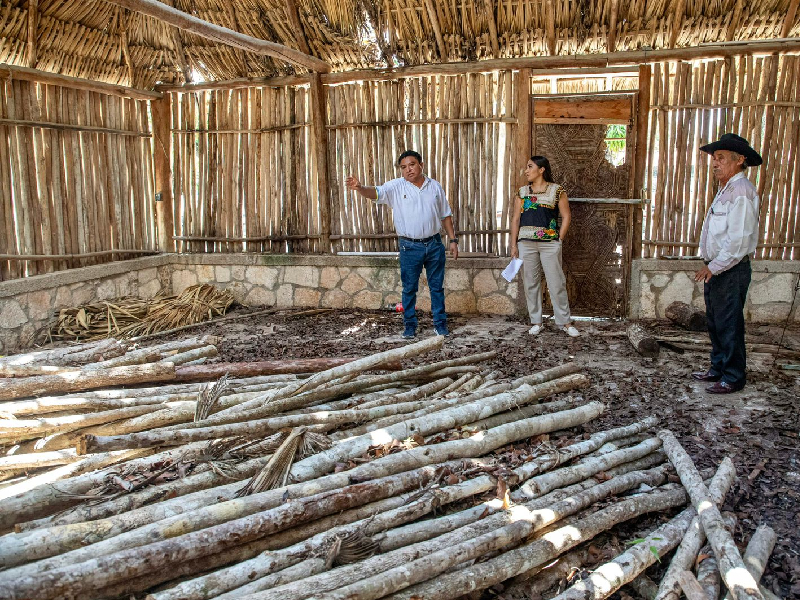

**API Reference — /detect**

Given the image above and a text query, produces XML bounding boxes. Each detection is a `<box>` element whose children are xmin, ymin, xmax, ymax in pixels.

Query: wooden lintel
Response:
<box><xmin>484</xmin><ymin>0</ymin><xmax>500</xmax><ymax>58</ymax></box>
<box><xmin>27</xmin><ymin>0</ymin><xmax>38</xmax><ymax>68</ymax></box>
<box><xmin>156</xmin><ymin>38</ymin><xmax>800</xmax><ymax>91</ymax></box>
<box><xmin>423</xmin><ymin>0</ymin><xmax>448</xmax><ymax>60</ymax></box>
<box><xmin>284</xmin><ymin>0</ymin><xmax>312</xmax><ymax>56</ymax></box>
<box><xmin>545</xmin><ymin>0</ymin><xmax>557</xmax><ymax>55</ymax></box>
<box><xmin>726</xmin><ymin>0</ymin><xmax>744</xmax><ymax>41</ymax></box>
<box><xmin>102</xmin><ymin>0</ymin><xmax>331</xmax><ymax>73</ymax></box>
<box><xmin>607</xmin><ymin>0</ymin><xmax>619</xmax><ymax>53</ymax></box>
<box><xmin>0</xmin><ymin>63</ymin><xmax>162</xmax><ymax>100</ymax></box>
<box><xmin>782</xmin><ymin>0</ymin><xmax>800</xmax><ymax>38</ymax></box>
<box><xmin>669</xmin><ymin>0</ymin><xmax>688</xmax><ymax>49</ymax></box>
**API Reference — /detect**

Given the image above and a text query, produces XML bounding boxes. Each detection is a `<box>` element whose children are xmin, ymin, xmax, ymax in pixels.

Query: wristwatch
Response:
<box><xmin>449</xmin><ymin>238</ymin><xmax>459</xmax><ymax>245</ymax></box>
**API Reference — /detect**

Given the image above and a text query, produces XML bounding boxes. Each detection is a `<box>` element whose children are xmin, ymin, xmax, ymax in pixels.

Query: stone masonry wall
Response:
<box><xmin>630</xmin><ymin>259</ymin><xmax>800</xmax><ymax>323</ymax></box>
<box><xmin>169</xmin><ymin>254</ymin><xmax>525</xmax><ymax>318</ymax></box>
<box><xmin>0</xmin><ymin>256</ymin><xmax>171</xmax><ymax>353</ymax></box>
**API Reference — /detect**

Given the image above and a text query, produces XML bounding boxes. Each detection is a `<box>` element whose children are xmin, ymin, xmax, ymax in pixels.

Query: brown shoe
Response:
<box><xmin>692</xmin><ymin>370</ymin><xmax>721</xmax><ymax>382</ymax></box>
<box><xmin>705</xmin><ymin>381</ymin><xmax>742</xmax><ymax>394</ymax></box>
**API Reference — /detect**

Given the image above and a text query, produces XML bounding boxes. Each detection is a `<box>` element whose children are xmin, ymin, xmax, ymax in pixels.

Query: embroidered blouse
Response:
<box><xmin>517</xmin><ymin>183</ymin><xmax>565</xmax><ymax>242</ymax></box>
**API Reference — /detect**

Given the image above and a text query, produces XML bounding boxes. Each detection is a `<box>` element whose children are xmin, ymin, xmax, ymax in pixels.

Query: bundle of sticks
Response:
<box><xmin>0</xmin><ymin>337</ymin><xmax>780</xmax><ymax>600</ymax></box>
<box><xmin>45</xmin><ymin>283</ymin><xmax>235</xmax><ymax>342</ymax></box>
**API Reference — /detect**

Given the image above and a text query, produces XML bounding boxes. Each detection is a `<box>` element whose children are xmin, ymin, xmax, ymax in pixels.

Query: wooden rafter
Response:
<box><xmin>423</xmin><ymin>0</ymin><xmax>447</xmax><ymax>60</ymax></box>
<box><xmin>483</xmin><ymin>0</ymin><xmax>500</xmax><ymax>58</ymax></box>
<box><xmin>607</xmin><ymin>0</ymin><xmax>619</xmax><ymax>53</ymax></box>
<box><xmin>668</xmin><ymin>0</ymin><xmax>687</xmax><ymax>49</ymax></box>
<box><xmin>119</xmin><ymin>11</ymin><xmax>136</xmax><ymax>87</ymax></box>
<box><xmin>285</xmin><ymin>0</ymin><xmax>312</xmax><ymax>56</ymax></box>
<box><xmin>102</xmin><ymin>0</ymin><xmax>331</xmax><ymax>73</ymax></box>
<box><xmin>782</xmin><ymin>0</ymin><xmax>800</xmax><ymax>38</ymax></box>
<box><xmin>27</xmin><ymin>0</ymin><xmax>38</xmax><ymax>68</ymax></box>
<box><xmin>726</xmin><ymin>0</ymin><xmax>744</xmax><ymax>41</ymax></box>
<box><xmin>545</xmin><ymin>0</ymin><xmax>557</xmax><ymax>55</ymax></box>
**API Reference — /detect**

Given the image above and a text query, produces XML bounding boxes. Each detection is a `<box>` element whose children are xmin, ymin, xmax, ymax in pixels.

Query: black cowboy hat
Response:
<box><xmin>700</xmin><ymin>133</ymin><xmax>763</xmax><ymax>167</ymax></box>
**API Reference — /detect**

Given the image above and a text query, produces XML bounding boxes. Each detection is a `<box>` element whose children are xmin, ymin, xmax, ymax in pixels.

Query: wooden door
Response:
<box><xmin>531</xmin><ymin>93</ymin><xmax>638</xmax><ymax>318</ymax></box>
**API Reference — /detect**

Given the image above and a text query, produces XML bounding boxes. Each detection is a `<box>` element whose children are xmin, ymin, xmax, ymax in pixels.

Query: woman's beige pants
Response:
<box><xmin>518</xmin><ymin>239</ymin><xmax>572</xmax><ymax>326</ymax></box>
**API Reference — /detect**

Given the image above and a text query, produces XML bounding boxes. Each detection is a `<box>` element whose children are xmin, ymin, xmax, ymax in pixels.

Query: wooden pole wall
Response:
<box><xmin>632</xmin><ymin>64</ymin><xmax>651</xmax><ymax>260</ymax></box>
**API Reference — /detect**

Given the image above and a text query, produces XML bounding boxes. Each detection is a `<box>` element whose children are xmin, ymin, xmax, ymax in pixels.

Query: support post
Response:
<box><xmin>545</xmin><ymin>0</ymin><xmax>556</xmax><ymax>55</ymax></box>
<box><xmin>782</xmin><ymin>0</ymin><xmax>800</xmax><ymax>38</ymax></box>
<box><xmin>633</xmin><ymin>64</ymin><xmax>651</xmax><ymax>261</ymax></box>
<box><xmin>27</xmin><ymin>0</ymin><xmax>38</xmax><ymax>68</ymax></box>
<box><xmin>515</xmin><ymin>69</ymin><xmax>532</xmax><ymax>185</ymax></box>
<box><xmin>152</xmin><ymin>94</ymin><xmax>175</xmax><ymax>253</ymax></box>
<box><xmin>310</xmin><ymin>73</ymin><xmax>332</xmax><ymax>252</ymax></box>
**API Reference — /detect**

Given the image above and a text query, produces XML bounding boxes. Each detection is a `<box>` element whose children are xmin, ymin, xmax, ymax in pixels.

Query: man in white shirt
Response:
<box><xmin>346</xmin><ymin>151</ymin><xmax>458</xmax><ymax>339</ymax></box>
<box><xmin>692</xmin><ymin>133</ymin><xmax>762</xmax><ymax>394</ymax></box>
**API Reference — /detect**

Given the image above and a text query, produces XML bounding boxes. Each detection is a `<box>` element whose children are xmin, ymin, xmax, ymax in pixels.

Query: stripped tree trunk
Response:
<box><xmin>666</xmin><ymin>301</ymin><xmax>708</xmax><ymax>331</ymax></box>
<box><xmin>677</xmin><ymin>571</ymin><xmax>712</xmax><ymax>600</ymax></box>
<box><xmin>159</xmin><ymin>345</ymin><xmax>218</xmax><ymax>366</ymax></box>
<box><xmin>723</xmin><ymin>525</ymin><xmax>777</xmax><ymax>600</ymax></box>
<box><xmin>659</xmin><ymin>430</ymin><xmax>764</xmax><ymax>600</ymax></box>
<box><xmin>0</xmin><ymin>339</ymin><xmax>127</xmax><ymax>368</ymax></box>
<box><xmin>0</xmin><ymin>363</ymin><xmax>176</xmax><ymax>401</ymax></box>
<box><xmin>173</xmin><ymin>357</ymin><xmax>383</xmax><ymax>382</ymax></box>
<box><xmin>696</xmin><ymin>546</ymin><xmax>721</xmax><ymax>600</ymax></box>
<box><xmin>655</xmin><ymin>456</ymin><xmax>737</xmax><ymax>600</ymax></box>
<box><xmin>627</xmin><ymin>323</ymin><xmax>661</xmax><ymax>358</ymax></box>
<box><xmin>0</xmin><ymin>449</ymin><xmax>81</xmax><ymax>471</ymax></box>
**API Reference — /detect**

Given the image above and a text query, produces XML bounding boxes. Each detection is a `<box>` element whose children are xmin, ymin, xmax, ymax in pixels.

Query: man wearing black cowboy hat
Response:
<box><xmin>692</xmin><ymin>133</ymin><xmax>763</xmax><ymax>394</ymax></box>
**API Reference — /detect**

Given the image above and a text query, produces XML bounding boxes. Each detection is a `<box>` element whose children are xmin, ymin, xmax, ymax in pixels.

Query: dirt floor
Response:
<box><xmin>155</xmin><ymin>307</ymin><xmax>800</xmax><ymax>598</ymax></box>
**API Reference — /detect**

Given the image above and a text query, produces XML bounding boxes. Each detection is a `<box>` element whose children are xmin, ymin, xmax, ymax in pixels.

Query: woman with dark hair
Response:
<box><xmin>509</xmin><ymin>156</ymin><xmax>579</xmax><ymax>337</ymax></box>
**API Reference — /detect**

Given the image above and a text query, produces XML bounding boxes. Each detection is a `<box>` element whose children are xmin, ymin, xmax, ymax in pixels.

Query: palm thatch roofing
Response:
<box><xmin>0</xmin><ymin>0</ymin><xmax>798</xmax><ymax>89</ymax></box>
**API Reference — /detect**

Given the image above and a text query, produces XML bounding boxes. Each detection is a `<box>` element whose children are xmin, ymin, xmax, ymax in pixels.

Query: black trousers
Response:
<box><xmin>703</xmin><ymin>258</ymin><xmax>751</xmax><ymax>388</ymax></box>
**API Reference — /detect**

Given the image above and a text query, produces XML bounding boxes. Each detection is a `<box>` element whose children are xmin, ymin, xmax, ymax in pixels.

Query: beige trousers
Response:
<box><xmin>519</xmin><ymin>239</ymin><xmax>572</xmax><ymax>326</ymax></box>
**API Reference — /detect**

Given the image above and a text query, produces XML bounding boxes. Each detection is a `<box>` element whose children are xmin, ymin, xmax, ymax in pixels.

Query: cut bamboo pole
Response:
<box><xmin>659</xmin><ymin>430</ymin><xmax>764</xmax><ymax>600</ymax></box>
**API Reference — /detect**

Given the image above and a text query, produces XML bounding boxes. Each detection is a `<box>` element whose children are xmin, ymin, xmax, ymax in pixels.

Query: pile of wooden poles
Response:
<box><xmin>0</xmin><ymin>336</ymin><xmax>780</xmax><ymax>600</ymax></box>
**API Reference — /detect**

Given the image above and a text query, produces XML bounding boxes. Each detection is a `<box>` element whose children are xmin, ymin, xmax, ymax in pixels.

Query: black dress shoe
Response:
<box><xmin>692</xmin><ymin>370</ymin><xmax>721</xmax><ymax>382</ymax></box>
<box><xmin>706</xmin><ymin>381</ymin><xmax>742</xmax><ymax>394</ymax></box>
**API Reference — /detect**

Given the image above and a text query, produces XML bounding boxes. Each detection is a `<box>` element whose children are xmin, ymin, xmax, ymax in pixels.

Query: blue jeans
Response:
<box><xmin>399</xmin><ymin>236</ymin><xmax>447</xmax><ymax>330</ymax></box>
<box><xmin>704</xmin><ymin>258</ymin><xmax>751</xmax><ymax>388</ymax></box>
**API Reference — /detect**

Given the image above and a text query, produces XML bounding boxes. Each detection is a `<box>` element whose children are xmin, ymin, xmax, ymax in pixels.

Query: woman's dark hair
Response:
<box><xmin>398</xmin><ymin>150</ymin><xmax>423</xmax><ymax>165</ymax></box>
<box><xmin>529</xmin><ymin>155</ymin><xmax>555</xmax><ymax>183</ymax></box>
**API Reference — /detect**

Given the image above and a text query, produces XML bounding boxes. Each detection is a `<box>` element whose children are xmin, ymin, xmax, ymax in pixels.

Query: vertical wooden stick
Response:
<box><xmin>152</xmin><ymin>94</ymin><xmax>175</xmax><ymax>252</ymax></box>
<box><xmin>310</xmin><ymin>73</ymin><xmax>332</xmax><ymax>252</ymax></box>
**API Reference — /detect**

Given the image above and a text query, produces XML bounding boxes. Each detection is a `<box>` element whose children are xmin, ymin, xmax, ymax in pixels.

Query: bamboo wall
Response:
<box><xmin>0</xmin><ymin>79</ymin><xmax>156</xmax><ymax>281</ymax></box>
<box><xmin>327</xmin><ymin>72</ymin><xmax>517</xmax><ymax>254</ymax></box>
<box><xmin>645</xmin><ymin>55</ymin><xmax>800</xmax><ymax>260</ymax></box>
<box><xmin>170</xmin><ymin>87</ymin><xmax>320</xmax><ymax>254</ymax></box>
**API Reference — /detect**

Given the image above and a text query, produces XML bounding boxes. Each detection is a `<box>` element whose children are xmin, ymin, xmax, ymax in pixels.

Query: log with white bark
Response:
<box><xmin>384</xmin><ymin>486</ymin><xmax>691</xmax><ymax>600</ymax></box>
<box><xmin>654</xmin><ymin>456</ymin><xmax>737</xmax><ymax>600</ymax></box>
<box><xmin>5</xmin><ymin>402</ymin><xmax>604</xmax><ymax>568</ymax></box>
<box><xmin>0</xmin><ymin>339</ymin><xmax>127</xmax><ymax>368</ymax></box>
<box><xmin>80</xmin><ymin>348</ymin><xmax>162</xmax><ymax>371</ymax></box>
<box><xmin>78</xmin><ymin>392</ymin><xmax>454</xmax><ymax>454</ymax></box>
<box><xmin>627</xmin><ymin>322</ymin><xmax>661</xmax><ymax>358</ymax></box>
<box><xmin>0</xmin><ymin>363</ymin><xmax>176</xmax><ymax>401</ymax></box>
<box><xmin>666</xmin><ymin>301</ymin><xmax>708</xmax><ymax>331</ymax></box>
<box><xmin>697</xmin><ymin>546</ymin><xmax>721</xmax><ymax>600</ymax></box>
<box><xmin>505</xmin><ymin>548</ymin><xmax>591</xmax><ymax>598</ymax></box>
<box><xmin>0</xmin><ymin>404</ymin><xmax>164</xmax><ymax>443</ymax></box>
<box><xmin>0</xmin><ymin>462</ymin><xmax>468</xmax><ymax>599</ymax></box>
<box><xmin>173</xmin><ymin>358</ymin><xmax>388</xmax><ymax>382</ymax></box>
<box><xmin>201</xmin><ymin>337</ymin><xmax>443</xmax><ymax>425</ymax></box>
<box><xmin>0</xmin><ymin>449</ymin><xmax>81</xmax><ymax>471</ymax></box>
<box><xmin>0</xmin><ymin>364</ymin><xmax>81</xmax><ymax>377</ymax></box>
<box><xmin>158</xmin><ymin>345</ymin><xmax>218</xmax><ymax>366</ymax></box>
<box><xmin>548</xmin><ymin>461</ymin><xmax>738</xmax><ymax>600</ymax></box>
<box><xmin>659</xmin><ymin>430</ymin><xmax>764</xmax><ymax>600</ymax></box>
<box><xmin>244</xmin><ymin>473</ymin><xmax>682</xmax><ymax>600</ymax></box>
<box><xmin>0</xmin><ymin>443</ymin><xmax>207</xmax><ymax>530</ymax></box>
<box><xmin>723</xmin><ymin>525</ymin><xmax>777</xmax><ymax>600</ymax></box>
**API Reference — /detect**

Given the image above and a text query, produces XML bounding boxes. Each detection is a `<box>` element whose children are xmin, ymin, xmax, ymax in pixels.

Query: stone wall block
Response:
<box><xmin>352</xmin><ymin>290</ymin><xmax>383</xmax><ymax>310</ymax></box>
<box><xmin>0</xmin><ymin>300</ymin><xmax>27</xmax><ymax>330</ymax></box>
<box><xmin>246</xmin><ymin>266</ymin><xmax>279</xmax><ymax>289</ymax></box>
<box><xmin>244</xmin><ymin>287</ymin><xmax>276</xmax><ymax>307</ymax></box>
<box><xmin>445</xmin><ymin>269</ymin><xmax>470</xmax><ymax>291</ymax></box>
<box><xmin>341</xmin><ymin>272</ymin><xmax>368</xmax><ymax>295</ymax></box>
<box><xmin>446</xmin><ymin>291</ymin><xmax>477</xmax><ymax>313</ymax></box>
<box><xmin>295</xmin><ymin>287</ymin><xmax>322</xmax><ymax>307</ymax></box>
<box><xmin>283</xmin><ymin>266</ymin><xmax>319</xmax><ymax>288</ymax></box>
<box><xmin>320</xmin><ymin>267</ymin><xmax>341</xmax><ymax>289</ymax></box>
<box><xmin>276</xmin><ymin>284</ymin><xmax>295</xmax><ymax>308</ymax></box>
<box><xmin>477</xmin><ymin>294</ymin><xmax>516</xmax><ymax>315</ymax></box>
<box><xmin>321</xmin><ymin>289</ymin><xmax>351</xmax><ymax>308</ymax></box>
<box><xmin>655</xmin><ymin>271</ymin><xmax>696</xmax><ymax>317</ymax></box>
<box><xmin>215</xmin><ymin>266</ymin><xmax>232</xmax><ymax>283</ymax></box>
<box><xmin>172</xmin><ymin>269</ymin><xmax>199</xmax><ymax>294</ymax></box>
<box><xmin>474</xmin><ymin>270</ymin><xmax>498</xmax><ymax>295</ymax></box>
<box><xmin>25</xmin><ymin>290</ymin><xmax>54</xmax><ymax>322</ymax></box>
<box><xmin>231</xmin><ymin>265</ymin><xmax>246</xmax><ymax>281</ymax></box>
<box><xmin>196</xmin><ymin>265</ymin><xmax>214</xmax><ymax>281</ymax></box>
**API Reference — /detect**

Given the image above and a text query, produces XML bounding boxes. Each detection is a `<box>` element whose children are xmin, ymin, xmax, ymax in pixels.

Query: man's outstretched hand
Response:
<box><xmin>345</xmin><ymin>175</ymin><xmax>361</xmax><ymax>191</ymax></box>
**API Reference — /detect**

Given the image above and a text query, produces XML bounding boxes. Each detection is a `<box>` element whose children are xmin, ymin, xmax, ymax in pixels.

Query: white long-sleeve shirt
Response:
<box><xmin>698</xmin><ymin>172</ymin><xmax>760</xmax><ymax>274</ymax></box>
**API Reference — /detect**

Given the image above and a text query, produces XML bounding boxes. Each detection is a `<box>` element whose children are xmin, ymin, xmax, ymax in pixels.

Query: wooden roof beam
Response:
<box><xmin>102</xmin><ymin>0</ymin><xmax>331</xmax><ymax>73</ymax></box>
<box><xmin>27</xmin><ymin>0</ymin><xmax>38</xmax><ymax>68</ymax></box>
<box><xmin>423</xmin><ymin>0</ymin><xmax>448</xmax><ymax>60</ymax></box>
<box><xmin>545</xmin><ymin>0</ymin><xmax>557</xmax><ymax>55</ymax></box>
<box><xmin>0</xmin><ymin>63</ymin><xmax>163</xmax><ymax>100</ymax></box>
<box><xmin>668</xmin><ymin>0</ymin><xmax>687</xmax><ymax>49</ymax></box>
<box><xmin>607</xmin><ymin>0</ymin><xmax>619</xmax><ymax>53</ymax></box>
<box><xmin>483</xmin><ymin>0</ymin><xmax>500</xmax><ymax>58</ymax></box>
<box><xmin>782</xmin><ymin>0</ymin><xmax>800</xmax><ymax>38</ymax></box>
<box><xmin>726</xmin><ymin>0</ymin><xmax>744</xmax><ymax>41</ymax></box>
<box><xmin>284</xmin><ymin>0</ymin><xmax>312</xmax><ymax>56</ymax></box>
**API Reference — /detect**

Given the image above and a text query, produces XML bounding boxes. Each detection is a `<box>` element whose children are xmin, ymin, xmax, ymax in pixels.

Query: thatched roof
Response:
<box><xmin>0</xmin><ymin>0</ymin><xmax>797</xmax><ymax>89</ymax></box>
